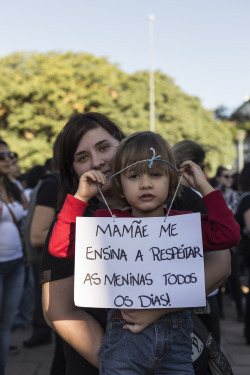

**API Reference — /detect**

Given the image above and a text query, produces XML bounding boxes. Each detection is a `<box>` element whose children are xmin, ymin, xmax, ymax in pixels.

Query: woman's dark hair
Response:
<box><xmin>57</xmin><ymin>112</ymin><xmax>125</xmax><ymax>210</ymax></box>
<box><xmin>44</xmin><ymin>158</ymin><xmax>52</xmax><ymax>173</ymax></box>
<box><xmin>231</xmin><ymin>172</ymin><xmax>240</xmax><ymax>192</ymax></box>
<box><xmin>173</xmin><ymin>140</ymin><xmax>205</xmax><ymax>169</ymax></box>
<box><xmin>0</xmin><ymin>139</ymin><xmax>22</xmax><ymax>202</ymax></box>
<box><xmin>52</xmin><ymin>133</ymin><xmax>62</xmax><ymax>172</ymax></box>
<box><xmin>112</xmin><ymin>131</ymin><xmax>179</xmax><ymax>206</ymax></box>
<box><xmin>208</xmin><ymin>166</ymin><xmax>228</xmax><ymax>188</ymax></box>
<box><xmin>239</xmin><ymin>162</ymin><xmax>250</xmax><ymax>192</ymax></box>
<box><xmin>0</xmin><ymin>139</ymin><xmax>8</xmax><ymax>148</ymax></box>
<box><xmin>215</xmin><ymin>166</ymin><xmax>227</xmax><ymax>177</ymax></box>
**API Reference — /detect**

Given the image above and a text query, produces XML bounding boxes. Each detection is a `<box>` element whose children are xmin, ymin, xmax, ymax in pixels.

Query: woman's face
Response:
<box><xmin>9</xmin><ymin>157</ymin><xmax>21</xmax><ymax>179</ymax></box>
<box><xmin>72</xmin><ymin>126</ymin><xmax>120</xmax><ymax>193</ymax></box>
<box><xmin>217</xmin><ymin>170</ymin><xmax>233</xmax><ymax>189</ymax></box>
<box><xmin>0</xmin><ymin>144</ymin><xmax>12</xmax><ymax>176</ymax></box>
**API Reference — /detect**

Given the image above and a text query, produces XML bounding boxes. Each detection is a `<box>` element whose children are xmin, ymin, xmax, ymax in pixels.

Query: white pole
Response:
<box><xmin>236</xmin><ymin>130</ymin><xmax>246</xmax><ymax>171</ymax></box>
<box><xmin>238</xmin><ymin>139</ymin><xmax>244</xmax><ymax>171</ymax></box>
<box><xmin>148</xmin><ymin>14</ymin><xmax>155</xmax><ymax>132</ymax></box>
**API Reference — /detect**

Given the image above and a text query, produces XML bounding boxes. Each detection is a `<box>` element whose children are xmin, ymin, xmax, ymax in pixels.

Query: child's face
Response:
<box><xmin>120</xmin><ymin>169</ymin><xmax>169</xmax><ymax>217</ymax></box>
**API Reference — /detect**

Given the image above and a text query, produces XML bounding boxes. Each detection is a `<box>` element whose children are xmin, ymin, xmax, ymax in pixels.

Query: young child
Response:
<box><xmin>49</xmin><ymin>131</ymin><xmax>240</xmax><ymax>374</ymax></box>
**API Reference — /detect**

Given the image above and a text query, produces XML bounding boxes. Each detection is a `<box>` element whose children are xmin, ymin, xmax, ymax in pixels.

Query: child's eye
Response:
<box><xmin>129</xmin><ymin>173</ymin><xmax>139</xmax><ymax>179</ymax></box>
<box><xmin>151</xmin><ymin>172</ymin><xmax>162</xmax><ymax>177</ymax></box>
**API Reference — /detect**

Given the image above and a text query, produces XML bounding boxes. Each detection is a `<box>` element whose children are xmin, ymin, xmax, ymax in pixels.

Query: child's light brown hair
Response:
<box><xmin>111</xmin><ymin>131</ymin><xmax>179</xmax><ymax>206</ymax></box>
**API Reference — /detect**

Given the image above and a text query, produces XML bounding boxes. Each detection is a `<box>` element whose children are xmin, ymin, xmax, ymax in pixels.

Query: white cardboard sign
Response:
<box><xmin>74</xmin><ymin>213</ymin><xmax>206</xmax><ymax>309</ymax></box>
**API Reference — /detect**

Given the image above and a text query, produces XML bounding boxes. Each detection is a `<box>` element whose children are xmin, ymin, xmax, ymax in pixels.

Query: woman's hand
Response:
<box><xmin>179</xmin><ymin>160</ymin><xmax>214</xmax><ymax>197</ymax></box>
<box><xmin>74</xmin><ymin>170</ymin><xmax>106</xmax><ymax>203</ymax></box>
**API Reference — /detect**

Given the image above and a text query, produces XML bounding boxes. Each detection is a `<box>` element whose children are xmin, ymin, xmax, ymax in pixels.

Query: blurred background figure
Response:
<box><xmin>22</xmin><ymin>135</ymin><xmax>66</xmax><ymax>374</ymax></box>
<box><xmin>231</xmin><ymin>172</ymin><xmax>241</xmax><ymax>195</ymax></box>
<box><xmin>8</xmin><ymin>152</ymin><xmax>23</xmax><ymax>192</ymax></box>
<box><xmin>23</xmin><ymin>165</ymin><xmax>46</xmax><ymax>202</ymax></box>
<box><xmin>212</xmin><ymin>166</ymin><xmax>239</xmax><ymax>214</ymax></box>
<box><xmin>44</xmin><ymin>158</ymin><xmax>52</xmax><ymax>174</ymax></box>
<box><xmin>12</xmin><ymin>165</ymin><xmax>46</xmax><ymax>333</ymax></box>
<box><xmin>210</xmin><ymin>165</ymin><xmax>243</xmax><ymax>323</ymax></box>
<box><xmin>173</xmin><ymin>139</ymin><xmax>221</xmax><ymax>344</ymax></box>
<box><xmin>0</xmin><ymin>139</ymin><xmax>26</xmax><ymax>373</ymax></box>
<box><xmin>235</xmin><ymin>162</ymin><xmax>250</xmax><ymax>345</ymax></box>
<box><xmin>173</xmin><ymin>139</ymin><xmax>205</xmax><ymax>176</ymax></box>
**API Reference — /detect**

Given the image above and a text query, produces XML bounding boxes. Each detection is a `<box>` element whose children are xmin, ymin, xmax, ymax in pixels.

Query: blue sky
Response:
<box><xmin>1</xmin><ymin>0</ymin><xmax>249</xmax><ymax>112</ymax></box>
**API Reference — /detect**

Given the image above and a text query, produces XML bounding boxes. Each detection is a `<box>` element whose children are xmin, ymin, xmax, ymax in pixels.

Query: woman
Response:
<box><xmin>235</xmin><ymin>162</ymin><xmax>250</xmax><ymax>345</ymax></box>
<box><xmin>213</xmin><ymin>166</ymin><xmax>239</xmax><ymax>214</ymax></box>
<box><xmin>212</xmin><ymin>165</ymin><xmax>243</xmax><ymax>322</ymax></box>
<box><xmin>0</xmin><ymin>139</ymin><xmax>26</xmax><ymax>374</ymax></box>
<box><xmin>173</xmin><ymin>140</ymin><xmax>222</xmax><ymax>340</ymax></box>
<box><xmin>41</xmin><ymin>113</ymin><xmax>231</xmax><ymax>374</ymax></box>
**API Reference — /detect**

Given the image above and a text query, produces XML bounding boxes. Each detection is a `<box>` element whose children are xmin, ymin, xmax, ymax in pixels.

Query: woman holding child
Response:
<box><xmin>41</xmin><ymin>113</ymin><xmax>237</xmax><ymax>374</ymax></box>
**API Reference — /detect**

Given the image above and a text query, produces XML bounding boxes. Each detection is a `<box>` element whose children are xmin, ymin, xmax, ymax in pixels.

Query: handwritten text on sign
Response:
<box><xmin>74</xmin><ymin>213</ymin><xmax>206</xmax><ymax>309</ymax></box>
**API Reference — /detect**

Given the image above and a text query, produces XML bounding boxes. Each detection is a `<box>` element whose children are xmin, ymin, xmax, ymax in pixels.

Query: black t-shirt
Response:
<box><xmin>36</xmin><ymin>172</ymin><xmax>59</xmax><ymax>209</ymax></box>
<box><xmin>172</xmin><ymin>185</ymin><xmax>207</xmax><ymax>214</ymax></box>
<box><xmin>235</xmin><ymin>193</ymin><xmax>250</xmax><ymax>231</ymax></box>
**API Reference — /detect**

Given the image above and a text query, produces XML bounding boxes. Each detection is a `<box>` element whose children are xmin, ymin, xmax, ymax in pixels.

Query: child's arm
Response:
<box><xmin>179</xmin><ymin>160</ymin><xmax>240</xmax><ymax>250</ymax></box>
<box><xmin>178</xmin><ymin>160</ymin><xmax>214</xmax><ymax>197</ymax></box>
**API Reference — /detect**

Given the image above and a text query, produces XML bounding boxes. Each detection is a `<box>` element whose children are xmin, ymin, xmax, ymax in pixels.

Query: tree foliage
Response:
<box><xmin>0</xmin><ymin>52</ymin><xmax>236</xmax><ymax>174</ymax></box>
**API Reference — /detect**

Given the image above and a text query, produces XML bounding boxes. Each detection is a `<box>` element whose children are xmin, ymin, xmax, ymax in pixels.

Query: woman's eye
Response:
<box><xmin>77</xmin><ymin>154</ymin><xmax>88</xmax><ymax>162</ymax></box>
<box><xmin>99</xmin><ymin>144</ymin><xmax>110</xmax><ymax>152</ymax></box>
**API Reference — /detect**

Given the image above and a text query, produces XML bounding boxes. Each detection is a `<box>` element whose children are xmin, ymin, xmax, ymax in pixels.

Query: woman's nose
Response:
<box><xmin>91</xmin><ymin>153</ymin><xmax>105</xmax><ymax>170</ymax></box>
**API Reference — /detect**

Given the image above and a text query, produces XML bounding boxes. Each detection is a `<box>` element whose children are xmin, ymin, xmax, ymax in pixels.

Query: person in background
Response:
<box><xmin>0</xmin><ymin>139</ymin><xmax>26</xmax><ymax>373</ymax></box>
<box><xmin>211</xmin><ymin>166</ymin><xmax>243</xmax><ymax>322</ymax></box>
<box><xmin>23</xmin><ymin>165</ymin><xmax>46</xmax><ymax>201</ymax></box>
<box><xmin>44</xmin><ymin>158</ymin><xmax>53</xmax><ymax>174</ymax></box>
<box><xmin>12</xmin><ymin>165</ymin><xmax>46</xmax><ymax>332</ymax></box>
<box><xmin>22</xmin><ymin>139</ymin><xmax>61</xmax><ymax>349</ymax></box>
<box><xmin>173</xmin><ymin>140</ymin><xmax>222</xmax><ymax>347</ymax></box>
<box><xmin>235</xmin><ymin>162</ymin><xmax>250</xmax><ymax>345</ymax></box>
<box><xmin>22</xmin><ymin>136</ymin><xmax>67</xmax><ymax>375</ymax></box>
<box><xmin>213</xmin><ymin>166</ymin><xmax>239</xmax><ymax>214</ymax></box>
<box><xmin>40</xmin><ymin>113</ymin><xmax>232</xmax><ymax>375</ymax></box>
<box><xmin>8</xmin><ymin>152</ymin><xmax>23</xmax><ymax>193</ymax></box>
<box><xmin>231</xmin><ymin>172</ymin><xmax>241</xmax><ymax>195</ymax></box>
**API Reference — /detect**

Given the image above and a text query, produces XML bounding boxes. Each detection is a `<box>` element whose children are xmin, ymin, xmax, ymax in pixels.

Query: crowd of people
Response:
<box><xmin>0</xmin><ymin>111</ymin><xmax>249</xmax><ymax>375</ymax></box>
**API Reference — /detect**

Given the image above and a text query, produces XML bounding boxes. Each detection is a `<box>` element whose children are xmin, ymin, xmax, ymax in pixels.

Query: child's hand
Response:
<box><xmin>121</xmin><ymin>308</ymin><xmax>180</xmax><ymax>333</ymax></box>
<box><xmin>74</xmin><ymin>170</ymin><xmax>106</xmax><ymax>203</ymax></box>
<box><xmin>179</xmin><ymin>160</ymin><xmax>214</xmax><ymax>197</ymax></box>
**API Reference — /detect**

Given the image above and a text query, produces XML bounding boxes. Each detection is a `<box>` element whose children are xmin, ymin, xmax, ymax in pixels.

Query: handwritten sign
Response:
<box><xmin>74</xmin><ymin>213</ymin><xmax>206</xmax><ymax>309</ymax></box>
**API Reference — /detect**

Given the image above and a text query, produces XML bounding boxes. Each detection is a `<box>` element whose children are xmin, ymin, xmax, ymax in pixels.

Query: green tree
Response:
<box><xmin>0</xmin><ymin>52</ymin><xmax>236</xmax><ymax>174</ymax></box>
